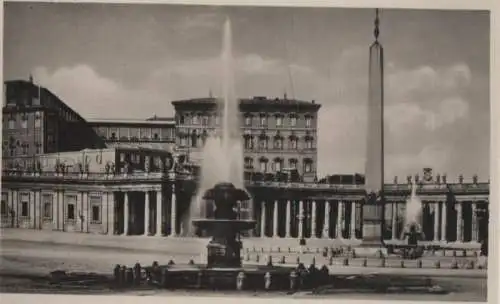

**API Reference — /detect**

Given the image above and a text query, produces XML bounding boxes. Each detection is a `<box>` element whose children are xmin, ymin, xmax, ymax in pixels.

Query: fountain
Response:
<box><xmin>192</xmin><ymin>182</ymin><xmax>254</xmax><ymax>268</ymax></box>
<box><xmin>401</xmin><ymin>181</ymin><xmax>425</xmax><ymax>243</ymax></box>
<box><xmin>387</xmin><ymin>182</ymin><xmax>426</xmax><ymax>259</ymax></box>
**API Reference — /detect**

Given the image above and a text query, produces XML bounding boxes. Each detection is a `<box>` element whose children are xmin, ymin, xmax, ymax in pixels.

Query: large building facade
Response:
<box><xmin>2</xmin><ymin>79</ymin><xmax>105</xmax><ymax>170</ymax></box>
<box><xmin>88</xmin><ymin>116</ymin><xmax>176</xmax><ymax>152</ymax></box>
<box><xmin>172</xmin><ymin>96</ymin><xmax>320</xmax><ymax>183</ymax></box>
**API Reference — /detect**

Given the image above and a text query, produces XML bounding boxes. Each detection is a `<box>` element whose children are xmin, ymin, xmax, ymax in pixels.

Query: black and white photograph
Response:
<box><xmin>0</xmin><ymin>1</ymin><xmax>495</xmax><ymax>303</ymax></box>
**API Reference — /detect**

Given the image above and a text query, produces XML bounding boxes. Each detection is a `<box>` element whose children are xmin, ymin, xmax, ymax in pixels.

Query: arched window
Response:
<box><xmin>288</xmin><ymin>158</ymin><xmax>298</xmax><ymax>170</ymax></box>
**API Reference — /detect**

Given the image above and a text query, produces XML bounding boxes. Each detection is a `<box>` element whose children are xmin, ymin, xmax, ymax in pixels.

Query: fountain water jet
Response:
<box><xmin>184</xmin><ymin>18</ymin><xmax>253</xmax><ymax>236</ymax></box>
<box><xmin>401</xmin><ymin>181</ymin><xmax>425</xmax><ymax>241</ymax></box>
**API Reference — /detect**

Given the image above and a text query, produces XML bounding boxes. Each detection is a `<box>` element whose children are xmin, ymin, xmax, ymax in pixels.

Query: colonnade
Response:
<box><xmin>258</xmin><ymin>200</ymin><xmax>360</xmax><ymax>240</ymax></box>
<box><xmin>119</xmin><ymin>184</ymin><xmax>177</xmax><ymax>237</ymax></box>
<box><xmin>388</xmin><ymin>200</ymin><xmax>482</xmax><ymax>243</ymax></box>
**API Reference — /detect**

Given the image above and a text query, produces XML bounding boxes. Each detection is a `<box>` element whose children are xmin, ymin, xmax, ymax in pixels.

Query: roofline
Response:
<box><xmin>87</xmin><ymin>118</ymin><xmax>175</xmax><ymax>125</ymax></box>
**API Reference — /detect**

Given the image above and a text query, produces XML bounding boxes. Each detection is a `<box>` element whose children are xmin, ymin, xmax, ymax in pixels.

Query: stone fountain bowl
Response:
<box><xmin>192</xmin><ymin>219</ymin><xmax>256</xmax><ymax>232</ymax></box>
<box><xmin>202</xmin><ymin>182</ymin><xmax>250</xmax><ymax>202</ymax></box>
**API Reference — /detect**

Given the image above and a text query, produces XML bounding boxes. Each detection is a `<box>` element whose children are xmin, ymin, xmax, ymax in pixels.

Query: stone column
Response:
<box><xmin>456</xmin><ymin>202</ymin><xmax>463</xmax><ymax>243</ymax></box>
<box><xmin>170</xmin><ymin>184</ymin><xmax>177</xmax><ymax>237</ymax></box>
<box><xmin>323</xmin><ymin>201</ymin><xmax>330</xmax><ymax>238</ymax></box>
<box><xmin>156</xmin><ymin>191</ymin><xmax>163</xmax><ymax>236</ymax></box>
<box><xmin>52</xmin><ymin>191</ymin><xmax>58</xmax><ymax>230</ymax></box>
<box><xmin>440</xmin><ymin>201</ymin><xmax>447</xmax><ymax>242</ymax></box>
<box><xmin>144</xmin><ymin>191</ymin><xmax>150</xmax><ymax>236</ymax></box>
<box><xmin>285</xmin><ymin>200</ymin><xmax>291</xmax><ymax>238</ymax></box>
<box><xmin>350</xmin><ymin>201</ymin><xmax>357</xmax><ymax>239</ymax></box>
<box><xmin>471</xmin><ymin>202</ymin><xmax>478</xmax><ymax>242</ymax></box>
<box><xmin>107</xmin><ymin>192</ymin><xmax>115</xmax><ymax>235</ymax></box>
<box><xmin>298</xmin><ymin>200</ymin><xmax>304</xmax><ymax>239</ymax></box>
<box><xmin>123</xmin><ymin>192</ymin><xmax>129</xmax><ymax>236</ymax></box>
<box><xmin>336</xmin><ymin>201</ymin><xmax>344</xmax><ymax>239</ymax></box>
<box><xmin>29</xmin><ymin>191</ymin><xmax>36</xmax><ymax>229</ymax></box>
<box><xmin>391</xmin><ymin>202</ymin><xmax>397</xmax><ymax>240</ymax></box>
<box><xmin>260</xmin><ymin>201</ymin><xmax>266</xmax><ymax>238</ymax></box>
<box><xmin>311</xmin><ymin>201</ymin><xmax>317</xmax><ymax>238</ymax></box>
<box><xmin>273</xmin><ymin>200</ymin><xmax>279</xmax><ymax>238</ymax></box>
<box><xmin>433</xmin><ymin>202</ymin><xmax>439</xmax><ymax>242</ymax></box>
<box><xmin>82</xmin><ymin>192</ymin><xmax>89</xmax><ymax>233</ymax></box>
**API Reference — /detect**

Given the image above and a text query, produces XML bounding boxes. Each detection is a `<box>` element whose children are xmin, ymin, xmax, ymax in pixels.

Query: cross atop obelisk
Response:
<box><xmin>361</xmin><ymin>8</ymin><xmax>386</xmax><ymax>248</ymax></box>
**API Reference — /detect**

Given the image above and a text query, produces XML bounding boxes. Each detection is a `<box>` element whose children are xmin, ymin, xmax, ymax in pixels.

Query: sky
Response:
<box><xmin>3</xmin><ymin>3</ymin><xmax>491</xmax><ymax>181</ymax></box>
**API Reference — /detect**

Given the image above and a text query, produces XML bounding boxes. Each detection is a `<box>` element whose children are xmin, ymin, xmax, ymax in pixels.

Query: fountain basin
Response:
<box><xmin>143</xmin><ymin>263</ymin><xmax>295</xmax><ymax>290</ymax></box>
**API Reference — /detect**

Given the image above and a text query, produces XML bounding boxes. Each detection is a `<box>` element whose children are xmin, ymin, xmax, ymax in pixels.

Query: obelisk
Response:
<box><xmin>361</xmin><ymin>9</ymin><xmax>386</xmax><ymax>248</ymax></box>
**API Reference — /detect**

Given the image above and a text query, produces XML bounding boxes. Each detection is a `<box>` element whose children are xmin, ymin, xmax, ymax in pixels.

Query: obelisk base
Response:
<box><xmin>360</xmin><ymin>202</ymin><xmax>387</xmax><ymax>256</ymax></box>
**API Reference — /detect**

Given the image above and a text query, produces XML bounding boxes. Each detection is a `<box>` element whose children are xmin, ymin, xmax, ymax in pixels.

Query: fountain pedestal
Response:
<box><xmin>192</xmin><ymin>182</ymin><xmax>255</xmax><ymax>268</ymax></box>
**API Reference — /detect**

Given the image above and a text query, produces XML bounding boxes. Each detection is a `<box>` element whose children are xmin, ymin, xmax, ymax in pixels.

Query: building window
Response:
<box><xmin>273</xmin><ymin>159</ymin><xmax>283</xmax><ymax>172</ymax></box>
<box><xmin>153</xmin><ymin>133</ymin><xmax>159</xmax><ymax>140</ymax></box>
<box><xmin>42</xmin><ymin>194</ymin><xmax>52</xmax><ymax>219</ymax></box>
<box><xmin>244</xmin><ymin>136</ymin><xmax>253</xmax><ymax>149</ymax></box>
<box><xmin>21</xmin><ymin>143</ymin><xmax>29</xmax><ymax>155</ymax></box>
<box><xmin>35</xmin><ymin>142</ymin><xmax>42</xmax><ymax>154</ymax></box>
<box><xmin>1</xmin><ymin>198</ymin><xmax>7</xmax><ymax>216</ymax></box>
<box><xmin>180</xmin><ymin>136</ymin><xmax>187</xmax><ymax>147</ymax></box>
<box><xmin>276</xmin><ymin>115</ymin><xmax>283</xmax><ymax>127</ymax></box>
<box><xmin>67</xmin><ymin>203</ymin><xmax>75</xmax><ymax>220</ymax></box>
<box><xmin>274</xmin><ymin>136</ymin><xmax>283</xmax><ymax>149</ymax></box>
<box><xmin>191</xmin><ymin>131</ymin><xmax>198</xmax><ymax>148</ymax></box>
<box><xmin>259</xmin><ymin>158</ymin><xmax>268</xmax><ymax>173</ymax></box>
<box><xmin>8</xmin><ymin>117</ymin><xmax>15</xmax><ymax>129</ymax></box>
<box><xmin>192</xmin><ymin>114</ymin><xmax>200</xmax><ymax>125</ymax></box>
<box><xmin>34</xmin><ymin>113</ymin><xmax>42</xmax><ymax>128</ymax></box>
<box><xmin>259</xmin><ymin>137</ymin><xmax>268</xmax><ymax>149</ymax></box>
<box><xmin>179</xmin><ymin>115</ymin><xmax>185</xmax><ymax>124</ymax></box>
<box><xmin>92</xmin><ymin>205</ymin><xmax>101</xmax><ymax>223</ymax></box>
<box><xmin>214</xmin><ymin>115</ymin><xmax>220</xmax><ymax>126</ymax></box>
<box><xmin>305</xmin><ymin>137</ymin><xmax>313</xmax><ymax>149</ymax></box>
<box><xmin>305</xmin><ymin>116</ymin><xmax>312</xmax><ymax>128</ymax></box>
<box><xmin>21</xmin><ymin>201</ymin><xmax>29</xmax><ymax>217</ymax></box>
<box><xmin>260</xmin><ymin>115</ymin><xmax>267</xmax><ymax>127</ymax></box>
<box><xmin>289</xmin><ymin>158</ymin><xmax>298</xmax><ymax>170</ymax></box>
<box><xmin>304</xmin><ymin>159</ymin><xmax>313</xmax><ymax>173</ymax></box>
<box><xmin>244</xmin><ymin>115</ymin><xmax>252</xmax><ymax>126</ymax></box>
<box><xmin>244</xmin><ymin>157</ymin><xmax>254</xmax><ymax>170</ymax></box>
<box><xmin>289</xmin><ymin>137</ymin><xmax>298</xmax><ymax>150</ymax></box>
<box><xmin>202</xmin><ymin>115</ymin><xmax>209</xmax><ymax>126</ymax></box>
<box><xmin>290</xmin><ymin>115</ymin><xmax>297</xmax><ymax>127</ymax></box>
<box><xmin>43</xmin><ymin>202</ymin><xmax>51</xmax><ymax>219</ymax></box>
<box><xmin>20</xmin><ymin>114</ymin><xmax>28</xmax><ymax>129</ymax></box>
